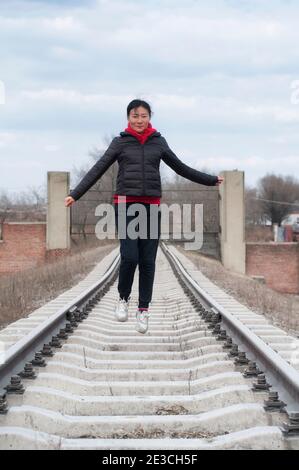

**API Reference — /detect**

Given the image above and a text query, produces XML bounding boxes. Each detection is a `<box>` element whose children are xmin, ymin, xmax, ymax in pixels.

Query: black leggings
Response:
<box><xmin>114</xmin><ymin>202</ymin><xmax>161</xmax><ymax>309</ymax></box>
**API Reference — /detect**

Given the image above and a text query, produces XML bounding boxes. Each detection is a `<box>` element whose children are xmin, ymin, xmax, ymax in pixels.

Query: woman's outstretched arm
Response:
<box><xmin>66</xmin><ymin>137</ymin><xmax>120</xmax><ymax>203</ymax></box>
<box><xmin>161</xmin><ymin>137</ymin><xmax>221</xmax><ymax>186</ymax></box>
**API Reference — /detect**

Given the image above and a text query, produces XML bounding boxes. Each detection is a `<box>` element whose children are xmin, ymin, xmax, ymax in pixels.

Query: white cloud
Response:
<box><xmin>0</xmin><ymin>15</ymin><xmax>84</xmax><ymax>35</ymax></box>
<box><xmin>17</xmin><ymin>88</ymin><xmax>299</xmax><ymax>128</ymax></box>
<box><xmin>1</xmin><ymin>0</ymin><xmax>299</xmax><ymax>192</ymax></box>
<box><xmin>50</xmin><ymin>46</ymin><xmax>78</xmax><ymax>59</ymax></box>
<box><xmin>20</xmin><ymin>89</ymin><xmax>131</xmax><ymax>107</ymax></box>
<box><xmin>0</xmin><ymin>132</ymin><xmax>18</xmax><ymax>147</ymax></box>
<box><xmin>44</xmin><ymin>144</ymin><xmax>60</xmax><ymax>152</ymax></box>
<box><xmin>44</xmin><ymin>15</ymin><xmax>77</xmax><ymax>31</ymax></box>
<box><xmin>0</xmin><ymin>80</ymin><xmax>5</xmax><ymax>104</ymax></box>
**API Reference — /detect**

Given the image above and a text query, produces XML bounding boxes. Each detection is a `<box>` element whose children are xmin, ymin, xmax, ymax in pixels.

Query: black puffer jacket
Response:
<box><xmin>68</xmin><ymin>131</ymin><xmax>218</xmax><ymax>201</ymax></box>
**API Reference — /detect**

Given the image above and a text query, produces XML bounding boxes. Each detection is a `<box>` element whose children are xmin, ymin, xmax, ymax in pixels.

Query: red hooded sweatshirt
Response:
<box><xmin>113</xmin><ymin>122</ymin><xmax>161</xmax><ymax>205</ymax></box>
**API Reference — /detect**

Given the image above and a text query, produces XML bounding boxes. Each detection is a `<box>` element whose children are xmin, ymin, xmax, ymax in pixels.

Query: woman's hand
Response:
<box><xmin>65</xmin><ymin>196</ymin><xmax>75</xmax><ymax>207</ymax></box>
<box><xmin>215</xmin><ymin>176</ymin><xmax>224</xmax><ymax>186</ymax></box>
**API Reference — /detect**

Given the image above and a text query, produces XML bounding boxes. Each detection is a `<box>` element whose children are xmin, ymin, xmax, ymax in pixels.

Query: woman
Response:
<box><xmin>65</xmin><ymin>99</ymin><xmax>224</xmax><ymax>334</ymax></box>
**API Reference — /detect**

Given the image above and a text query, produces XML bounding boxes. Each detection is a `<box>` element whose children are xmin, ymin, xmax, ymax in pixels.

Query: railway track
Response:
<box><xmin>0</xmin><ymin>243</ymin><xmax>299</xmax><ymax>450</ymax></box>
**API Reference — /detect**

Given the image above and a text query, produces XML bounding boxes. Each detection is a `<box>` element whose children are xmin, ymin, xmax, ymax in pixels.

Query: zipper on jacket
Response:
<box><xmin>141</xmin><ymin>133</ymin><xmax>157</xmax><ymax>195</ymax></box>
<box><xmin>142</xmin><ymin>143</ymin><xmax>145</xmax><ymax>194</ymax></box>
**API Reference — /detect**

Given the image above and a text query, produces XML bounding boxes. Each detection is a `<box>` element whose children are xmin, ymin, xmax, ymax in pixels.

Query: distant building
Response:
<box><xmin>282</xmin><ymin>210</ymin><xmax>299</xmax><ymax>237</ymax></box>
<box><xmin>282</xmin><ymin>211</ymin><xmax>299</xmax><ymax>232</ymax></box>
<box><xmin>282</xmin><ymin>212</ymin><xmax>299</xmax><ymax>225</ymax></box>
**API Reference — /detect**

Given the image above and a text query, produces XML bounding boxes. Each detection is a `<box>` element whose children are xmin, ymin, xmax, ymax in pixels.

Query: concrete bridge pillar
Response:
<box><xmin>219</xmin><ymin>170</ymin><xmax>246</xmax><ymax>274</ymax></box>
<box><xmin>46</xmin><ymin>171</ymin><xmax>70</xmax><ymax>252</ymax></box>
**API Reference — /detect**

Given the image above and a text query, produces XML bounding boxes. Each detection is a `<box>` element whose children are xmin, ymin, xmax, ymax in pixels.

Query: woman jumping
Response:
<box><xmin>65</xmin><ymin>99</ymin><xmax>224</xmax><ymax>334</ymax></box>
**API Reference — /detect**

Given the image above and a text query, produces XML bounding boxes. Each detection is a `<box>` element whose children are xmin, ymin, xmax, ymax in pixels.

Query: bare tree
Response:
<box><xmin>256</xmin><ymin>173</ymin><xmax>299</xmax><ymax>226</ymax></box>
<box><xmin>0</xmin><ymin>186</ymin><xmax>46</xmax><ymax>223</ymax></box>
<box><xmin>0</xmin><ymin>190</ymin><xmax>11</xmax><ymax>239</ymax></box>
<box><xmin>28</xmin><ymin>185</ymin><xmax>46</xmax><ymax>208</ymax></box>
<box><xmin>11</xmin><ymin>184</ymin><xmax>46</xmax><ymax>209</ymax></box>
<box><xmin>245</xmin><ymin>186</ymin><xmax>265</xmax><ymax>225</ymax></box>
<box><xmin>0</xmin><ymin>190</ymin><xmax>11</xmax><ymax>211</ymax></box>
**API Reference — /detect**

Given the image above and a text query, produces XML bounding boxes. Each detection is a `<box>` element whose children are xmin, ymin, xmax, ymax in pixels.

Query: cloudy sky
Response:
<box><xmin>0</xmin><ymin>0</ymin><xmax>299</xmax><ymax>197</ymax></box>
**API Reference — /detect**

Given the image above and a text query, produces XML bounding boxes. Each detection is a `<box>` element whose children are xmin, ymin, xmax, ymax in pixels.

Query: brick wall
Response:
<box><xmin>0</xmin><ymin>222</ymin><xmax>47</xmax><ymax>275</ymax></box>
<box><xmin>246</xmin><ymin>242</ymin><xmax>299</xmax><ymax>294</ymax></box>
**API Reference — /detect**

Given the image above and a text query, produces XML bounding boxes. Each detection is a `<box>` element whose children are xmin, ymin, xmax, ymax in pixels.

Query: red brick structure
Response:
<box><xmin>246</xmin><ymin>242</ymin><xmax>299</xmax><ymax>294</ymax></box>
<box><xmin>1</xmin><ymin>220</ymin><xmax>299</xmax><ymax>295</ymax></box>
<box><xmin>0</xmin><ymin>222</ymin><xmax>69</xmax><ymax>275</ymax></box>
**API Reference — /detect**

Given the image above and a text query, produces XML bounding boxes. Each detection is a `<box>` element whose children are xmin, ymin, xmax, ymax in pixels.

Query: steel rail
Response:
<box><xmin>161</xmin><ymin>242</ymin><xmax>299</xmax><ymax>412</ymax></box>
<box><xmin>0</xmin><ymin>253</ymin><xmax>120</xmax><ymax>394</ymax></box>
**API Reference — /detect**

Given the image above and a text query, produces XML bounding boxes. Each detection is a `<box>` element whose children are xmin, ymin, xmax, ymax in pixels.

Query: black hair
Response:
<box><xmin>127</xmin><ymin>99</ymin><xmax>152</xmax><ymax>118</ymax></box>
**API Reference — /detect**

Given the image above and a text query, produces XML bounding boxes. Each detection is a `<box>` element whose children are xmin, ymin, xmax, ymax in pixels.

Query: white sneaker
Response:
<box><xmin>115</xmin><ymin>297</ymin><xmax>130</xmax><ymax>322</ymax></box>
<box><xmin>135</xmin><ymin>309</ymin><xmax>150</xmax><ymax>334</ymax></box>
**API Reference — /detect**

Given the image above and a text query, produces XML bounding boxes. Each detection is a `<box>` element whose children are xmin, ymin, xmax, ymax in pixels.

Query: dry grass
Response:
<box><xmin>175</xmin><ymin>244</ymin><xmax>299</xmax><ymax>335</ymax></box>
<box><xmin>0</xmin><ymin>240</ymin><xmax>118</xmax><ymax>331</ymax></box>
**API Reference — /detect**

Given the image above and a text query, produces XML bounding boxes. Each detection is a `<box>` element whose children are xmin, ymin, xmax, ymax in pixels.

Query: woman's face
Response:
<box><xmin>128</xmin><ymin>106</ymin><xmax>150</xmax><ymax>133</ymax></box>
